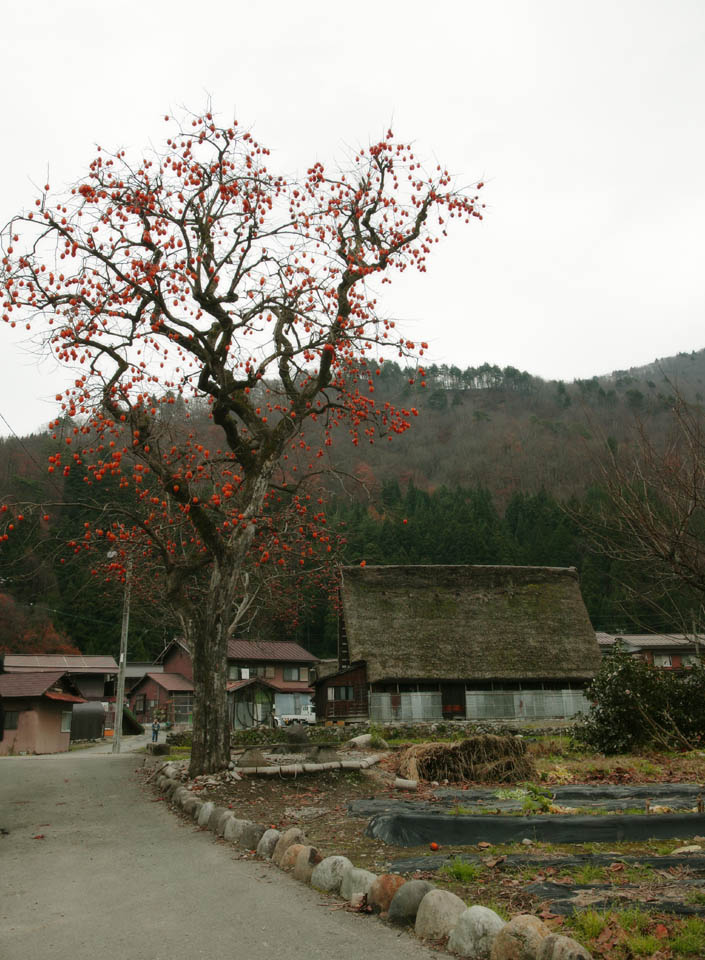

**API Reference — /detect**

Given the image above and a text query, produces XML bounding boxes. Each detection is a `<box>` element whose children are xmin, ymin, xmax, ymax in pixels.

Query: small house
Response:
<box><xmin>315</xmin><ymin>564</ymin><xmax>601</xmax><ymax>723</ymax></box>
<box><xmin>129</xmin><ymin>672</ymin><xmax>194</xmax><ymax>725</ymax></box>
<box><xmin>226</xmin><ymin>639</ymin><xmax>317</xmax><ymax>717</ymax></box>
<box><xmin>2</xmin><ymin>653</ymin><xmax>118</xmax><ymax>700</ymax></box>
<box><xmin>597</xmin><ymin>632</ymin><xmax>704</xmax><ymax>669</ymax></box>
<box><xmin>146</xmin><ymin>637</ymin><xmax>318</xmax><ymax>723</ymax></box>
<box><xmin>0</xmin><ymin>671</ymin><xmax>85</xmax><ymax>755</ymax></box>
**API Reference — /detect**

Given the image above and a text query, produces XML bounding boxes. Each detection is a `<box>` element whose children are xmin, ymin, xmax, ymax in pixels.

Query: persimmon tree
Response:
<box><xmin>1</xmin><ymin>109</ymin><xmax>484</xmax><ymax>774</ymax></box>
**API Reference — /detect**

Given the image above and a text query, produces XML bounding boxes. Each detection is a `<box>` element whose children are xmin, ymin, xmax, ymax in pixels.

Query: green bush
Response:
<box><xmin>573</xmin><ymin>643</ymin><xmax>705</xmax><ymax>753</ymax></box>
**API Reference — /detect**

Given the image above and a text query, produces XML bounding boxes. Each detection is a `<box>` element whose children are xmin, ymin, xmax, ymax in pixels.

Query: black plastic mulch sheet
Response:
<box><xmin>366</xmin><ymin>811</ymin><xmax>705</xmax><ymax>847</ymax></box>
<box><xmin>386</xmin><ymin>853</ymin><xmax>705</xmax><ymax>873</ymax></box>
<box><xmin>524</xmin><ymin>880</ymin><xmax>705</xmax><ymax>917</ymax></box>
<box><xmin>350</xmin><ymin>783</ymin><xmax>705</xmax><ymax>819</ymax></box>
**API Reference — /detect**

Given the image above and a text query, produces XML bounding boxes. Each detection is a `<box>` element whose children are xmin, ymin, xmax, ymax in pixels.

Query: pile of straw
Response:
<box><xmin>398</xmin><ymin>734</ymin><xmax>536</xmax><ymax>784</ymax></box>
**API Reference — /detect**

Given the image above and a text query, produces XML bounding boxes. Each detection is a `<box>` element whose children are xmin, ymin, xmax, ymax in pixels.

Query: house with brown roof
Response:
<box><xmin>3</xmin><ymin>654</ymin><xmax>118</xmax><ymax>700</ymax></box>
<box><xmin>225</xmin><ymin>639</ymin><xmax>317</xmax><ymax>718</ymax></box>
<box><xmin>0</xmin><ymin>671</ymin><xmax>85</xmax><ymax>755</ymax></box>
<box><xmin>314</xmin><ymin>564</ymin><xmax>601</xmax><ymax>723</ymax></box>
<box><xmin>129</xmin><ymin>672</ymin><xmax>194</xmax><ymax>725</ymax></box>
<box><xmin>597</xmin><ymin>632</ymin><xmax>704</xmax><ymax>669</ymax></box>
<box><xmin>132</xmin><ymin>637</ymin><xmax>318</xmax><ymax>725</ymax></box>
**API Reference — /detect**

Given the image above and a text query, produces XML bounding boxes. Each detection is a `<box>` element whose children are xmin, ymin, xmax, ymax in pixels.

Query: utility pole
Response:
<box><xmin>112</xmin><ymin>559</ymin><xmax>132</xmax><ymax>754</ymax></box>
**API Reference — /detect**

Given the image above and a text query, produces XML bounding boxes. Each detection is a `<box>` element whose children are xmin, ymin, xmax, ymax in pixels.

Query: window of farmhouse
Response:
<box><xmin>327</xmin><ymin>685</ymin><xmax>354</xmax><ymax>701</ymax></box>
<box><xmin>61</xmin><ymin>711</ymin><xmax>73</xmax><ymax>733</ymax></box>
<box><xmin>283</xmin><ymin>666</ymin><xmax>307</xmax><ymax>682</ymax></box>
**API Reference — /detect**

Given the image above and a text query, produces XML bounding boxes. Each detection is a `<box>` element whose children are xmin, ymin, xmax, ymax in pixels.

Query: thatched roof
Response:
<box><xmin>339</xmin><ymin>565</ymin><xmax>600</xmax><ymax>683</ymax></box>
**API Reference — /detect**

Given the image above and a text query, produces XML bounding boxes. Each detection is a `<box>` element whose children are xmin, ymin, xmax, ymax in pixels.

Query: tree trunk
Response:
<box><xmin>188</xmin><ymin>617</ymin><xmax>230</xmax><ymax>777</ymax></box>
<box><xmin>181</xmin><ymin>466</ymin><xmax>276</xmax><ymax>777</ymax></box>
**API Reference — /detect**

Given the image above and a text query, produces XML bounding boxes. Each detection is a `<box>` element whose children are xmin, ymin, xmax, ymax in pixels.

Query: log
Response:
<box><xmin>395</xmin><ymin>777</ymin><xmax>418</xmax><ymax>791</ymax></box>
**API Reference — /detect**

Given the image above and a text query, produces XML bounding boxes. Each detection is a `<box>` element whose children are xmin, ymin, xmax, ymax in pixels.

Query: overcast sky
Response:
<box><xmin>1</xmin><ymin>0</ymin><xmax>703</xmax><ymax>437</ymax></box>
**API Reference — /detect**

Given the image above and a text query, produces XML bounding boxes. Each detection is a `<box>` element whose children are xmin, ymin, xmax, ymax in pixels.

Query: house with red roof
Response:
<box><xmin>0</xmin><ymin>671</ymin><xmax>85</xmax><ymax>755</ymax></box>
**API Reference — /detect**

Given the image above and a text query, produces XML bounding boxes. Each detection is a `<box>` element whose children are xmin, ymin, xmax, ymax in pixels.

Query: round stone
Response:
<box><xmin>490</xmin><ymin>914</ymin><xmax>551</xmax><ymax>960</ymax></box>
<box><xmin>415</xmin><ymin>889</ymin><xmax>467</xmax><ymax>940</ymax></box>
<box><xmin>388</xmin><ymin>879</ymin><xmax>435</xmax><ymax>925</ymax></box>
<box><xmin>311</xmin><ymin>856</ymin><xmax>353</xmax><ymax>894</ymax></box>
<box><xmin>447</xmin><ymin>905</ymin><xmax>506</xmax><ymax>958</ymax></box>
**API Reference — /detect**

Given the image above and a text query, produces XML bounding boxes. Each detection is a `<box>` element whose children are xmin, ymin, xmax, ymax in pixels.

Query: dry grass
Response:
<box><xmin>398</xmin><ymin>734</ymin><xmax>536</xmax><ymax>783</ymax></box>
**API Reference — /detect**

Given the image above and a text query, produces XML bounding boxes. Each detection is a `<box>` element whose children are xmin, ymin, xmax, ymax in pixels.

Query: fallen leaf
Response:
<box><xmin>32</xmin><ymin>834</ymin><xmax>45</xmax><ymax>840</ymax></box>
<box><xmin>653</xmin><ymin>923</ymin><xmax>670</xmax><ymax>939</ymax></box>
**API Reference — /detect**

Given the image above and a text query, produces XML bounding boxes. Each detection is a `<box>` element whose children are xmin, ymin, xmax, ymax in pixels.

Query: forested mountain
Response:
<box><xmin>2</xmin><ymin>347</ymin><xmax>703</xmax><ymax>660</ymax></box>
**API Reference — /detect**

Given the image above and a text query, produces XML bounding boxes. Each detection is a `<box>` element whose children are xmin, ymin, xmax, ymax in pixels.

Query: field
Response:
<box><xmin>159</xmin><ymin>731</ymin><xmax>705</xmax><ymax>958</ymax></box>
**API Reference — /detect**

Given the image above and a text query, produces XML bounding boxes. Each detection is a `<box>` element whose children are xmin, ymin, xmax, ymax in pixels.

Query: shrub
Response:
<box><xmin>573</xmin><ymin>643</ymin><xmax>705</xmax><ymax>753</ymax></box>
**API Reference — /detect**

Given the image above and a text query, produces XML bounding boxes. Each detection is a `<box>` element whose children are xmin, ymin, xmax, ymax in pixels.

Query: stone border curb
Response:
<box><xmin>152</xmin><ymin>762</ymin><xmax>593</xmax><ymax>960</ymax></box>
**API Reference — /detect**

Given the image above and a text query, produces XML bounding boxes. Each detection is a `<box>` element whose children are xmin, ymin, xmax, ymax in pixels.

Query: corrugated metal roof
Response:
<box><xmin>4</xmin><ymin>654</ymin><xmax>118</xmax><ymax>673</ymax></box>
<box><xmin>0</xmin><ymin>671</ymin><xmax>67</xmax><ymax>697</ymax></box>
<box><xmin>603</xmin><ymin>633</ymin><xmax>705</xmax><ymax>649</ymax></box>
<box><xmin>226</xmin><ymin>640</ymin><xmax>317</xmax><ymax>663</ymax></box>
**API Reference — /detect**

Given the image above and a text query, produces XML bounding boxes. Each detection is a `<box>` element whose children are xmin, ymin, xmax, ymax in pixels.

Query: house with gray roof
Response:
<box><xmin>314</xmin><ymin>564</ymin><xmax>601</xmax><ymax>723</ymax></box>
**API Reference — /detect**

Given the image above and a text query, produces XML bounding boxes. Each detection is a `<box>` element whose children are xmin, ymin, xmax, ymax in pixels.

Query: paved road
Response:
<box><xmin>0</xmin><ymin>751</ymin><xmax>436</xmax><ymax>960</ymax></box>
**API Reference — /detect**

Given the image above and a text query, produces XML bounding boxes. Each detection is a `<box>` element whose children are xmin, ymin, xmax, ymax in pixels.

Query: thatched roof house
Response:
<box><xmin>315</xmin><ymin>564</ymin><xmax>600</xmax><ymax>723</ymax></box>
<box><xmin>339</xmin><ymin>564</ymin><xmax>599</xmax><ymax>683</ymax></box>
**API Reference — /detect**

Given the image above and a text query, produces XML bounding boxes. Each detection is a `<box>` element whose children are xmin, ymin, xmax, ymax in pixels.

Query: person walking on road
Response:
<box><xmin>151</xmin><ymin>719</ymin><xmax>160</xmax><ymax>743</ymax></box>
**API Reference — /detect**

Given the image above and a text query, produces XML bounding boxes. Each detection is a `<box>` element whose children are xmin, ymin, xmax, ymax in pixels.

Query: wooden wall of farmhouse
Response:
<box><xmin>315</xmin><ymin>664</ymin><xmax>368</xmax><ymax>721</ymax></box>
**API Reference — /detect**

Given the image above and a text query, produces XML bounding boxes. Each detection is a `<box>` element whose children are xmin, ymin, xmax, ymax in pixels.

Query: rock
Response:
<box><xmin>240</xmin><ymin>821</ymin><xmax>266</xmax><ymax>850</ymax></box>
<box><xmin>223</xmin><ymin>817</ymin><xmax>250</xmax><ymax>843</ymax></box>
<box><xmin>521</xmin><ymin>838</ymin><xmax>534</xmax><ymax>846</ymax></box>
<box><xmin>272</xmin><ymin>827</ymin><xmax>306</xmax><ymax>866</ymax></box>
<box><xmin>147</xmin><ymin>742</ymin><xmax>169</xmax><ymax>755</ymax></box>
<box><xmin>256</xmin><ymin>828</ymin><xmax>281</xmax><ymax>859</ymax></box>
<box><xmin>490</xmin><ymin>915</ymin><xmax>551</xmax><ymax>960</ymax></box>
<box><xmin>197</xmin><ymin>801</ymin><xmax>215</xmax><ymax>827</ymax></box>
<box><xmin>672</xmin><ymin>845</ymin><xmax>703</xmax><ymax>854</ymax></box>
<box><xmin>190</xmin><ymin>800</ymin><xmax>204</xmax><ymax>820</ymax></box>
<box><xmin>214</xmin><ymin>810</ymin><xmax>234</xmax><ymax>837</ymax></box>
<box><xmin>447</xmin><ymin>905</ymin><xmax>506</xmax><ymax>958</ymax></box>
<box><xmin>340</xmin><ymin>866</ymin><xmax>377</xmax><ymax>902</ymax></box>
<box><xmin>348</xmin><ymin>733</ymin><xmax>373</xmax><ymax>749</ymax></box>
<box><xmin>207</xmin><ymin>805</ymin><xmax>228</xmax><ymax>832</ymax></box>
<box><xmin>172</xmin><ymin>786</ymin><xmax>189</xmax><ymax>805</ymax></box>
<box><xmin>311</xmin><ymin>855</ymin><xmax>353</xmax><ymax>894</ymax></box>
<box><xmin>293</xmin><ymin>845</ymin><xmax>322</xmax><ymax>883</ymax></box>
<box><xmin>280</xmin><ymin>843</ymin><xmax>307</xmax><ymax>871</ymax></box>
<box><xmin>368</xmin><ymin>874</ymin><xmax>407</xmax><ymax>914</ymax></box>
<box><xmin>537</xmin><ymin>934</ymin><xmax>593</xmax><ymax>960</ymax></box>
<box><xmin>415</xmin><ymin>889</ymin><xmax>467</xmax><ymax>940</ymax></box>
<box><xmin>388</xmin><ymin>879</ymin><xmax>435</xmax><ymax>925</ymax></box>
<box><xmin>181</xmin><ymin>796</ymin><xmax>198</xmax><ymax>815</ymax></box>
<box><xmin>163</xmin><ymin>763</ymin><xmax>178</xmax><ymax>779</ymax></box>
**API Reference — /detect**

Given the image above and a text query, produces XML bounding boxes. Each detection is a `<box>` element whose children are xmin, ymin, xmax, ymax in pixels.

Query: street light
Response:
<box><xmin>107</xmin><ymin>552</ymin><xmax>132</xmax><ymax>754</ymax></box>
